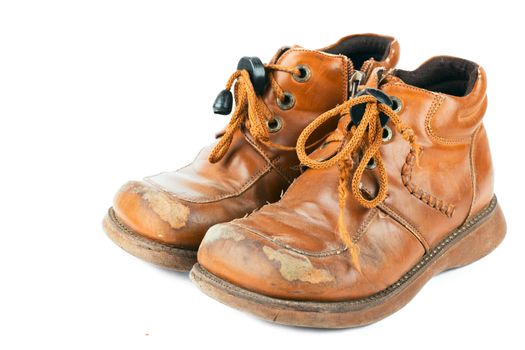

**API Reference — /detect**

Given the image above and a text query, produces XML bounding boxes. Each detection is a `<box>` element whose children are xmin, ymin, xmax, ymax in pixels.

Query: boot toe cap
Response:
<box><xmin>197</xmin><ymin>222</ymin><xmax>339</xmax><ymax>301</ymax></box>
<box><xmin>112</xmin><ymin>181</ymin><xmax>194</xmax><ymax>247</ymax></box>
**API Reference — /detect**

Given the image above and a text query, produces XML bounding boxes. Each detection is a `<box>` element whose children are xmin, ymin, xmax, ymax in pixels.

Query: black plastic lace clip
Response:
<box><xmin>348</xmin><ymin>88</ymin><xmax>393</xmax><ymax>130</ymax></box>
<box><xmin>237</xmin><ymin>56</ymin><xmax>267</xmax><ymax>96</ymax></box>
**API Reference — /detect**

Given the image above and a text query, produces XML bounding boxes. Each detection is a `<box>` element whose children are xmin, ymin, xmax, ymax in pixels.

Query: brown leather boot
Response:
<box><xmin>103</xmin><ymin>34</ymin><xmax>400</xmax><ymax>270</ymax></box>
<box><xmin>191</xmin><ymin>56</ymin><xmax>507</xmax><ymax>327</ymax></box>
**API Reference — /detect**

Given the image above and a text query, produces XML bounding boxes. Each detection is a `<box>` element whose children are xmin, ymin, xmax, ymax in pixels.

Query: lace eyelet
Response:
<box><xmin>366</xmin><ymin>158</ymin><xmax>377</xmax><ymax>170</ymax></box>
<box><xmin>382</xmin><ymin>125</ymin><xmax>393</xmax><ymax>142</ymax></box>
<box><xmin>391</xmin><ymin>96</ymin><xmax>403</xmax><ymax>113</ymax></box>
<box><xmin>292</xmin><ymin>65</ymin><xmax>311</xmax><ymax>83</ymax></box>
<box><xmin>276</xmin><ymin>92</ymin><xmax>295</xmax><ymax>110</ymax></box>
<box><xmin>266</xmin><ymin>116</ymin><xmax>283</xmax><ymax>133</ymax></box>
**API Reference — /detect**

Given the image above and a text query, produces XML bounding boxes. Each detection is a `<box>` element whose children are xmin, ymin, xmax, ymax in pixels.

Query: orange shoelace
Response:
<box><xmin>208</xmin><ymin>64</ymin><xmax>302</xmax><ymax>163</ymax></box>
<box><xmin>296</xmin><ymin>94</ymin><xmax>421</xmax><ymax>272</ymax></box>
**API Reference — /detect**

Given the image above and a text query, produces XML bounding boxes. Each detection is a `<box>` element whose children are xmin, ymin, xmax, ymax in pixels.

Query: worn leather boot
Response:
<box><xmin>103</xmin><ymin>34</ymin><xmax>400</xmax><ymax>270</ymax></box>
<box><xmin>191</xmin><ymin>56</ymin><xmax>506</xmax><ymax>327</ymax></box>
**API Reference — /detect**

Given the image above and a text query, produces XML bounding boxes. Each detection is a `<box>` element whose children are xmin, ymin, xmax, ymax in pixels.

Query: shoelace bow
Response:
<box><xmin>208</xmin><ymin>64</ymin><xmax>303</xmax><ymax>163</ymax></box>
<box><xmin>296</xmin><ymin>94</ymin><xmax>421</xmax><ymax>272</ymax></box>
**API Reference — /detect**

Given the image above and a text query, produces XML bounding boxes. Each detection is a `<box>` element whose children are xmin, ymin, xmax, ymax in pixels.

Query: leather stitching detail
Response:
<box><xmin>146</xmin><ymin>161</ymin><xmax>274</xmax><ymax>204</ymax></box>
<box><xmin>466</xmin><ymin>126</ymin><xmax>481</xmax><ymax>219</ymax></box>
<box><xmin>360</xmin><ymin>187</ymin><xmax>429</xmax><ymax>252</ymax></box>
<box><xmin>382</xmin><ymin>82</ymin><xmax>471</xmax><ymax>145</ymax></box>
<box><xmin>401</xmin><ymin>148</ymin><xmax>455</xmax><ymax>217</ymax></box>
<box><xmin>376</xmin><ymin>201</ymin><xmax>430</xmax><ymax>253</ymax></box>
<box><xmin>230</xmin><ymin>221</ymin><xmax>348</xmax><ymax>258</ymax></box>
<box><xmin>341</xmin><ymin>55</ymin><xmax>348</xmax><ymax>102</ymax></box>
<box><xmin>230</xmin><ymin>207</ymin><xmax>389</xmax><ymax>258</ymax></box>
<box><xmin>425</xmin><ymin>94</ymin><xmax>472</xmax><ymax>145</ymax></box>
<box><xmin>242</xmin><ymin>129</ymin><xmax>293</xmax><ymax>184</ymax></box>
<box><xmin>351</xmin><ymin>209</ymin><xmax>378</xmax><ymax>243</ymax></box>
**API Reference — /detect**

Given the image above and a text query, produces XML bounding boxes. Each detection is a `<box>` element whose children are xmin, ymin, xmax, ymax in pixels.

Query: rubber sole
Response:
<box><xmin>103</xmin><ymin>207</ymin><xmax>197</xmax><ymax>271</ymax></box>
<box><xmin>190</xmin><ymin>197</ymin><xmax>506</xmax><ymax>328</ymax></box>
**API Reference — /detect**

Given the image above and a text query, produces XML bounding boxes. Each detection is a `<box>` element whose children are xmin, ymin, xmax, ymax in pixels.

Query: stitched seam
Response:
<box><xmin>352</xmin><ymin>209</ymin><xmax>378</xmax><ymax>243</ymax></box>
<box><xmin>377</xmin><ymin>202</ymin><xmax>430</xmax><ymax>253</ymax></box>
<box><xmin>401</xmin><ymin>148</ymin><xmax>455</xmax><ymax>217</ymax></box>
<box><xmin>466</xmin><ymin>126</ymin><xmax>481</xmax><ymax>219</ymax></box>
<box><xmin>273</xmin><ymin>161</ymin><xmax>294</xmax><ymax>183</ymax></box>
<box><xmin>361</xmin><ymin>187</ymin><xmax>429</xmax><ymax>252</ymax></box>
<box><xmin>230</xmin><ymin>222</ymin><xmax>348</xmax><ymax>257</ymax></box>
<box><xmin>381</xmin><ymin>81</ymin><xmax>438</xmax><ymax>95</ymax></box>
<box><xmin>341</xmin><ymin>55</ymin><xmax>348</xmax><ymax>101</ymax></box>
<box><xmin>229</xmin><ymin>194</ymin><xmax>495</xmax><ymax>260</ymax></box>
<box><xmin>425</xmin><ymin>94</ymin><xmax>470</xmax><ymax>145</ymax></box>
<box><xmin>146</xmin><ymin>127</ymin><xmax>282</xmax><ymax>203</ymax></box>
<box><xmin>243</xmin><ymin>130</ymin><xmax>293</xmax><ymax>184</ymax></box>
<box><xmin>147</xmin><ymin>162</ymin><xmax>273</xmax><ymax>204</ymax></box>
<box><xmin>382</xmin><ymin>83</ymin><xmax>470</xmax><ymax>145</ymax></box>
<box><xmin>232</xmin><ymin>201</ymin><xmax>382</xmax><ymax>256</ymax></box>
<box><xmin>277</xmin><ymin>47</ymin><xmax>351</xmax><ymax>62</ymax></box>
<box><xmin>361</xmin><ymin>187</ymin><xmax>430</xmax><ymax>252</ymax></box>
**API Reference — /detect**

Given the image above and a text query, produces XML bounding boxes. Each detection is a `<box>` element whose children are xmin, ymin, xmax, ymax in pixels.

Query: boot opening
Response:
<box><xmin>394</xmin><ymin>56</ymin><xmax>479</xmax><ymax>97</ymax></box>
<box><xmin>324</xmin><ymin>35</ymin><xmax>394</xmax><ymax>70</ymax></box>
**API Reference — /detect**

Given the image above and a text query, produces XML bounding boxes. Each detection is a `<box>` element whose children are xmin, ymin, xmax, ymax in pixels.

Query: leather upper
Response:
<box><xmin>198</xmin><ymin>58</ymin><xmax>496</xmax><ymax>301</ymax></box>
<box><xmin>112</xmin><ymin>34</ymin><xmax>400</xmax><ymax>248</ymax></box>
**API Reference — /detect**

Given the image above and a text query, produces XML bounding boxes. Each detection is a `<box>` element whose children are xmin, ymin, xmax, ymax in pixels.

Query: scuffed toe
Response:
<box><xmin>112</xmin><ymin>181</ymin><xmax>196</xmax><ymax>248</ymax></box>
<box><xmin>198</xmin><ymin>223</ymin><xmax>340</xmax><ymax>301</ymax></box>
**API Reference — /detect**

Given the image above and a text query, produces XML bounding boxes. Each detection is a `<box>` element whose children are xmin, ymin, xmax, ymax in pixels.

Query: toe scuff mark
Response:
<box><xmin>202</xmin><ymin>225</ymin><xmax>245</xmax><ymax>244</ymax></box>
<box><xmin>136</xmin><ymin>186</ymin><xmax>190</xmax><ymax>229</ymax></box>
<box><xmin>262</xmin><ymin>246</ymin><xmax>335</xmax><ymax>284</ymax></box>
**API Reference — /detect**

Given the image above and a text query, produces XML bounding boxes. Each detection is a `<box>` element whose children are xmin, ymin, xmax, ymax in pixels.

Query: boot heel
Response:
<box><xmin>440</xmin><ymin>202</ymin><xmax>506</xmax><ymax>271</ymax></box>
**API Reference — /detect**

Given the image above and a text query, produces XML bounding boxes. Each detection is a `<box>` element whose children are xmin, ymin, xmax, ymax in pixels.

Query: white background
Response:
<box><xmin>1</xmin><ymin>1</ymin><xmax>523</xmax><ymax>349</ymax></box>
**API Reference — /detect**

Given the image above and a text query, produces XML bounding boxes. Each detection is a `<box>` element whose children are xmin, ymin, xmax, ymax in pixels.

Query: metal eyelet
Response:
<box><xmin>276</xmin><ymin>92</ymin><xmax>295</xmax><ymax>110</ymax></box>
<box><xmin>382</xmin><ymin>125</ymin><xmax>393</xmax><ymax>142</ymax></box>
<box><xmin>266</xmin><ymin>116</ymin><xmax>283</xmax><ymax>133</ymax></box>
<box><xmin>292</xmin><ymin>65</ymin><xmax>311</xmax><ymax>83</ymax></box>
<box><xmin>391</xmin><ymin>96</ymin><xmax>403</xmax><ymax>113</ymax></box>
<box><xmin>366</xmin><ymin>158</ymin><xmax>377</xmax><ymax>170</ymax></box>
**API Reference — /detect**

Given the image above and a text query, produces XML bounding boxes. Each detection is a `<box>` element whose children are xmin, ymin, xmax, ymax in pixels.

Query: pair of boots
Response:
<box><xmin>103</xmin><ymin>33</ymin><xmax>506</xmax><ymax>328</ymax></box>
